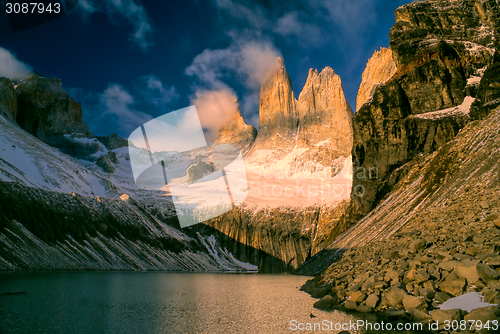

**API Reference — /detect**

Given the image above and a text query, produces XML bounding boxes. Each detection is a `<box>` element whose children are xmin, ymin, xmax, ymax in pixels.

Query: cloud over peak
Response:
<box><xmin>0</xmin><ymin>47</ymin><xmax>33</xmax><ymax>81</ymax></box>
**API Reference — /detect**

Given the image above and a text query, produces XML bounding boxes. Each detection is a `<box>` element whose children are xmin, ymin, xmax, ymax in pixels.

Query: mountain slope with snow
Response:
<box><xmin>0</xmin><ymin>114</ymin><xmax>256</xmax><ymax>271</ymax></box>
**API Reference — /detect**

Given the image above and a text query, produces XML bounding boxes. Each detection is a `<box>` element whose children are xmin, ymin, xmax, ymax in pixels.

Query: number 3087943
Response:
<box><xmin>5</xmin><ymin>2</ymin><xmax>61</xmax><ymax>14</ymax></box>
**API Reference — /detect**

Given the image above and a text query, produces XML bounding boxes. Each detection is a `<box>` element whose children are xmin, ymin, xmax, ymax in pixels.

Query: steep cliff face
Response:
<box><xmin>194</xmin><ymin>59</ymin><xmax>354</xmax><ymax>272</ymax></box>
<box><xmin>0</xmin><ymin>77</ymin><xmax>17</xmax><ymax>120</ymax></box>
<box><xmin>214</xmin><ymin>101</ymin><xmax>257</xmax><ymax>153</ymax></box>
<box><xmin>16</xmin><ymin>74</ymin><xmax>91</xmax><ymax>140</ymax></box>
<box><xmin>296</xmin><ymin>67</ymin><xmax>353</xmax><ymax>158</ymax></box>
<box><xmin>2</xmin><ymin>74</ymin><xmax>109</xmax><ymax>162</ymax></box>
<box><xmin>356</xmin><ymin>47</ymin><xmax>397</xmax><ymax>111</ymax></box>
<box><xmin>195</xmin><ymin>201</ymin><xmax>350</xmax><ymax>272</ymax></box>
<box><xmin>247</xmin><ymin>57</ymin><xmax>353</xmax><ymax>172</ymax></box>
<box><xmin>345</xmin><ymin>0</ymin><xmax>499</xmax><ymax>225</ymax></box>
<box><xmin>250</xmin><ymin>57</ymin><xmax>298</xmax><ymax>153</ymax></box>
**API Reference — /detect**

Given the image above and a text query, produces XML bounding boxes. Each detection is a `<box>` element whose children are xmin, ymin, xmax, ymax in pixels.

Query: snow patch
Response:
<box><xmin>411</xmin><ymin>96</ymin><xmax>475</xmax><ymax>120</ymax></box>
<box><xmin>440</xmin><ymin>292</ymin><xmax>497</xmax><ymax>313</ymax></box>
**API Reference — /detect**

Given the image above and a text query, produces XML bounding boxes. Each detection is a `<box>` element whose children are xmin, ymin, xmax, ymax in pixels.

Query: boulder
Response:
<box><xmin>403</xmin><ymin>295</ymin><xmax>425</xmax><ymax>311</ymax></box>
<box><xmin>365</xmin><ymin>294</ymin><xmax>380</xmax><ymax>309</ymax></box>
<box><xmin>414</xmin><ymin>268</ymin><xmax>430</xmax><ymax>284</ymax></box>
<box><xmin>410</xmin><ymin>239</ymin><xmax>426</xmax><ymax>253</ymax></box>
<box><xmin>477</xmin><ymin>263</ymin><xmax>500</xmax><ymax>282</ymax></box>
<box><xmin>455</xmin><ymin>265</ymin><xmax>479</xmax><ymax>284</ymax></box>
<box><xmin>434</xmin><ymin>292</ymin><xmax>452</xmax><ymax>304</ymax></box>
<box><xmin>386</xmin><ymin>287</ymin><xmax>408</xmax><ymax>308</ymax></box>
<box><xmin>409</xmin><ymin>308</ymin><xmax>432</xmax><ymax>322</ymax></box>
<box><xmin>432</xmin><ymin>309</ymin><xmax>463</xmax><ymax>330</ymax></box>
<box><xmin>348</xmin><ymin>291</ymin><xmax>366</xmax><ymax>303</ymax></box>
<box><xmin>356</xmin><ymin>304</ymin><xmax>373</xmax><ymax>313</ymax></box>
<box><xmin>464</xmin><ymin>305</ymin><xmax>500</xmax><ymax>322</ymax></box>
<box><xmin>439</xmin><ymin>272</ymin><xmax>466</xmax><ymax>296</ymax></box>
<box><xmin>344</xmin><ymin>300</ymin><xmax>357</xmax><ymax>310</ymax></box>
<box><xmin>313</xmin><ymin>295</ymin><xmax>338</xmax><ymax>310</ymax></box>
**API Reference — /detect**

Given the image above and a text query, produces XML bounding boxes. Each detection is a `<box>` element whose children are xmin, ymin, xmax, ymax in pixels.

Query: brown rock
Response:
<box><xmin>477</xmin><ymin>263</ymin><xmax>500</xmax><ymax>282</ymax></box>
<box><xmin>365</xmin><ymin>294</ymin><xmax>379</xmax><ymax>309</ymax></box>
<box><xmin>432</xmin><ymin>309</ymin><xmax>463</xmax><ymax>330</ymax></box>
<box><xmin>403</xmin><ymin>295</ymin><xmax>425</xmax><ymax>311</ymax></box>
<box><xmin>313</xmin><ymin>295</ymin><xmax>338</xmax><ymax>310</ymax></box>
<box><xmin>455</xmin><ymin>265</ymin><xmax>479</xmax><ymax>284</ymax></box>
<box><xmin>464</xmin><ymin>305</ymin><xmax>500</xmax><ymax>323</ymax></box>
<box><xmin>386</xmin><ymin>287</ymin><xmax>408</xmax><ymax>307</ymax></box>
<box><xmin>439</xmin><ymin>272</ymin><xmax>466</xmax><ymax>296</ymax></box>
<box><xmin>348</xmin><ymin>291</ymin><xmax>366</xmax><ymax>303</ymax></box>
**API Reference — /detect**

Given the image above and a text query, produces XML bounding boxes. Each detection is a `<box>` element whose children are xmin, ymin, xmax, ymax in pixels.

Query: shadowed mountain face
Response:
<box><xmin>343</xmin><ymin>0</ymin><xmax>500</xmax><ymax>227</ymax></box>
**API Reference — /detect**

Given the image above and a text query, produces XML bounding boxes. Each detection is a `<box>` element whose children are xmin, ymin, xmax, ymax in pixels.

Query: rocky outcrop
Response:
<box><xmin>16</xmin><ymin>74</ymin><xmax>92</xmax><ymax>141</ymax></box>
<box><xmin>247</xmin><ymin>57</ymin><xmax>353</xmax><ymax>173</ymax></box>
<box><xmin>214</xmin><ymin>100</ymin><xmax>257</xmax><ymax>153</ymax></box>
<box><xmin>6</xmin><ymin>74</ymin><xmax>108</xmax><ymax>160</ymax></box>
<box><xmin>356</xmin><ymin>47</ymin><xmax>397</xmax><ymax>111</ymax></box>
<box><xmin>471</xmin><ymin>51</ymin><xmax>500</xmax><ymax>120</ymax></box>
<box><xmin>344</xmin><ymin>0</ymin><xmax>499</xmax><ymax>226</ymax></box>
<box><xmin>0</xmin><ymin>77</ymin><xmax>17</xmax><ymax>120</ymax></box>
<box><xmin>96</xmin><ymin>133</ymin><xmax>128</xmax><ymax>150</ymax></box>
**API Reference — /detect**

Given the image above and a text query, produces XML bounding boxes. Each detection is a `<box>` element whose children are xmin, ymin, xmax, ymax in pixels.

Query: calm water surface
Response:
<box><xmin>0</xmin><ymin>272</ymin><xmax>424</xmax><ymax>334</ymax></box>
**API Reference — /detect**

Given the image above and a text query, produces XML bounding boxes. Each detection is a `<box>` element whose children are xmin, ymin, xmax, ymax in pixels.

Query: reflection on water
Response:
<box><xmin>0</xmin><ymin>272</ymin><xmax>424</xmax><ymax>333</ymax></box>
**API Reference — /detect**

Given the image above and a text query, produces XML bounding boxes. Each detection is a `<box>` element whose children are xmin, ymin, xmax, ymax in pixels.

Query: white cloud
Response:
<box><xmin>101</xmin><ymin>84</ymin><xmax>152</xmax><ymax>131</ymax></box>
<box><xmin>142</xmin><ymin>74</ymin><xmax>179</xmax><ymax>105</ymax></box>
<box><xmin>215</xmin><ymin>0</ymin><xmax>270</xmax><ymax>30</ymax></box>
<box><xmin>0</xmin><ymin>47</ymin><xmax>33</xmax><ymax>81</ymax></box>
<box><xmin>185</xmin><ymin>37</ymin><xmax>281</xmax><ymax>123</ymax></box>
<box><xmin>191</xmin><ymin>89</ymin><xmax>239</xmax><ymax>145</ymax></box>
<box><xmin>76</xmin><ymin>0</ymin><xmax>153</xmax><ymax>51</ymax></box>
<box><xmin>273</xmin><ymin>12</ymin><xmax>323</xmax><ymax>47</ymax></box>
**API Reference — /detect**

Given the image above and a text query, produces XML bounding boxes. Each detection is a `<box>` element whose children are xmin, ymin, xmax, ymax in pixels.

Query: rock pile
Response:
<box><xmin>302</xmin><ymin>191</ymin><xmax>500</xmax><ymax>327</ymax></box>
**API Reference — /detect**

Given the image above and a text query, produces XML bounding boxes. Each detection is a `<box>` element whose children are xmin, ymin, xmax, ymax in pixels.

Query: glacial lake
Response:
<box><xmin>0</xmin><ymin>272</ymin><xmax>424</xmax><ymax>333</ymax></box>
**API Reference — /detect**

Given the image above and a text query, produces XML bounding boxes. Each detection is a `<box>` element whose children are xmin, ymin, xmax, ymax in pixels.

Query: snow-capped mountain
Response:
<box><xmin>0</xmin><ymin>77</ymin><xmax>256</xmax><ymax>271</ymax></box>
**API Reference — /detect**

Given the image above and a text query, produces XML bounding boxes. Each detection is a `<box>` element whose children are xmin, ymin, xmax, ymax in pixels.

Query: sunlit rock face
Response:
<box><xmin>296</xmin><ymin>66</ymin><xmax>353</xmax><ymax>158</ymax></box>
<box><xmin>247</xmin><ymin>57</ymin><xmax>353</xmax><ymax>171</ymax></box>
<box><xmin>356</xmin><ymin>47</ymin><xmax>397</xmax><ymax>111</ymax></box>
<box><xmin>344</xmin><ymin>0</ymin><xmax>500</xmax><ymax>225</ymax></box>
<box><xmin>249</xmin><ymin>57</ymin><xmax>298</xmax><ymax>153</ymax></box>
<box><xmin>197</xmin><ymin>58</ymin><xmax>355</xmax><ymax>272</ymax></box>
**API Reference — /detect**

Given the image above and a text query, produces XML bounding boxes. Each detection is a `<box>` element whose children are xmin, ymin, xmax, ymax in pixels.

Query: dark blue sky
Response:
<box><xmin>0</xmin><ymin>0</ymin><xmax>410</xmax><ymax>137</ymax></box>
